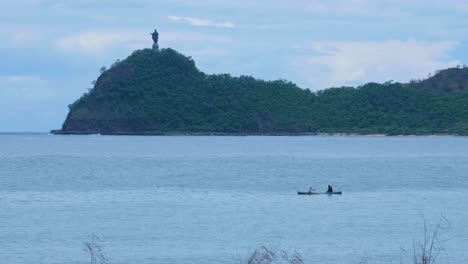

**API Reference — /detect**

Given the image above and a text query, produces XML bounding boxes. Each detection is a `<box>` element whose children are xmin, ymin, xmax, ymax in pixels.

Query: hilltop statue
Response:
<box><xmin>150</xmin><ymin>29</ymin><xmax>159</xmax><ymax>50</ymax></box>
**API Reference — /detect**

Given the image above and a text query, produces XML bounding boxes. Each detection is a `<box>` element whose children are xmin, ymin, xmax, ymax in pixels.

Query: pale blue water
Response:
<box><xmin>1</xmin><ymin>134</ymin><xmax>468</xmax><ymax>263</ymax></box>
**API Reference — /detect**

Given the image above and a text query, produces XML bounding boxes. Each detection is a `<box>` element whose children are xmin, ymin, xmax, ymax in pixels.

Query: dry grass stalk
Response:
<box><xmin>412</xmin><ymin>217</ymin><xmax>449</xmax><ymax>264</ymax></box>
<box><xmin>242</xmin><ymin>246</ymin><xmax>304</xmax><ymax>264</ymax></box>
<box><xmin>83</xmin><ymin>234</ymin><xmax>107</xmax><ymax>264</ymax></box>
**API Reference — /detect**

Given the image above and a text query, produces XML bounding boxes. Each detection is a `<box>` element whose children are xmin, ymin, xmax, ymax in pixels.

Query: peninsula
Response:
<box><xmin>52</xmin><ymin>30</ymin><xmax>468</xmax><ymax>135</ymax></box>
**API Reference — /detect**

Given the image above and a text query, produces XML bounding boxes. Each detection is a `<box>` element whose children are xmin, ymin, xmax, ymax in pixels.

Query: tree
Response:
<box><xmin>60</xmin><ymin>48</ymin><xmax>468</xmax><ymax>135</ymax></box>
<box><xmin>99</xmin><ymin>66</ymin><xmax>107</xmax><ymax>74</ymax></box>
<box><xmin>111</xmin><ymin>59</ymin><xmax>121</xmax><ymax>68</ymax></box>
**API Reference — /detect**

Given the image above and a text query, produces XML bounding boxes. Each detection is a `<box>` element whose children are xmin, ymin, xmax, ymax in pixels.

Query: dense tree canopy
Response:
<box><xmin>58</xmin><ymin>48</ymin><xmax>468</xmax><ymax>135</ymax></box>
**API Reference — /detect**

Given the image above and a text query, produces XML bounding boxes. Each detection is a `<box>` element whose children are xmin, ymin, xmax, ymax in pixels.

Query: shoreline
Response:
<box><xmin>49</xmin><ymin>130</ymin><xmax>466</xmax><ymax>137</ymax></box>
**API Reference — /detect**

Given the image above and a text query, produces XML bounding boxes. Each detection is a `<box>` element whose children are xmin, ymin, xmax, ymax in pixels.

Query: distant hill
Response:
<box><xmin>410</xmin><ymin>67</ymin><xmax>468</xmax><ymax>93</ymax></box>
<box><xmin>53</xmin><ymin>48</ymin><xmax>468</xmax><ymax>135</ymax></box>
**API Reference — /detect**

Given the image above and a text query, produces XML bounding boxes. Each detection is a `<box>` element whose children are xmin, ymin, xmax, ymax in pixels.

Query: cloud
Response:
<box><xmin>0</xmin><ymin>75</ymin><xmax>58</xmax><ymax>101</ymax></box>
<box><xmin>0</xmin><ymin>74</ymin><xmax>71</xmax><ymax>132</ymax></box>
<box><xmin>54</xmin><ymin>29</ymin><xmax>233</xmax><ymax>56</ymax></box>
<box><xmin>0</xmin><ymin>25</ymin><xmax>48</xmax><ymax>47</ymax></box>
<box><xmin>167</xmin><ymin>16</ymin><xmax>235</xmax><ymax>28</ymax></box>
<box><xmin>290</xmin><ymin>40</ymin><xmax>460</xmax><ymax>89</ymax></box>
<box><xmin>55</xmin><ymin>30</ymin><xmax>149</xmax><ymax>55</ymax></box>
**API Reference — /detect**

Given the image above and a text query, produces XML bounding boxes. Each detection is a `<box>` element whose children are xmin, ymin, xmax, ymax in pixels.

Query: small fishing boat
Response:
<box><xmin>297</xmin><ymin>191</ymin><xmax>342</xmax><ymax>195</ymax></box>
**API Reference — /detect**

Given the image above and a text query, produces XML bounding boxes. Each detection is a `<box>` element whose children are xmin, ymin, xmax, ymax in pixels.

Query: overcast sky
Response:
<box><xmin>1</xmin><ymin>0</ymin><xmax>468</xmax><ymax>131</ymax></box>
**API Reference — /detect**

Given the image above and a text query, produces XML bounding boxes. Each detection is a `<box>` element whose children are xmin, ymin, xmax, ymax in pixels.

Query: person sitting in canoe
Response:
<box><xmin>327</xmin><ymin>185</ymin><xmax>333</xmax><ymax>193</ymax></box>
<box><xmin>309</xmin><ymin>187</ymin><xmax>314</xmax><ymax>193</ymax></box>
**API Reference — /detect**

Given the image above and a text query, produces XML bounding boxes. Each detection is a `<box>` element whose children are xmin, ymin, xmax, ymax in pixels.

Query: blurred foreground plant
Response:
<box><xmin>84</xmin><ymin>234</ymin><xmax>107</xmax><ymax>264</ymax></box>
<box><xmin>238</xmin><ymin>246</ymin><xmax>304</xmax><ymax>264</ymax></box>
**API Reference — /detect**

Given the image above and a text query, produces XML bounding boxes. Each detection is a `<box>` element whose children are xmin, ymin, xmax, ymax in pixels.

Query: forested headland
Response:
<box><xmin>52</xmin><ymin>48</ymin><xmax>468</xmax><ymax>135</ymax></box>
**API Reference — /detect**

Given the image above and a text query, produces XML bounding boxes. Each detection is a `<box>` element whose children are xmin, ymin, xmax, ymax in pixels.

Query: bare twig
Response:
<box><xmin>83</xmin><ymin>234</ymin><xmax>107</xmax><ymax>264</ymax></box>
<box><xmin>358</xmin><ymin>256</ymin><xmax>368</xmax><ymax>264</ymax></box>
<box><xmin>412</xmin><ymin>217</ymin><xmax>449</xmax><ymax>264</ymax></box>
<box><xmin>242</xmin><ymin>247</ymin><xmax>304</xmax><ymax>264</ymax></box>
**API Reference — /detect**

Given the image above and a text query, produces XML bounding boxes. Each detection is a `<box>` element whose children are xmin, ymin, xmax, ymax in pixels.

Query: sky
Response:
<box><xmin>1</xmin><ymin>0</ymin><xmax>468</xmax><ymax>132</ymax></box>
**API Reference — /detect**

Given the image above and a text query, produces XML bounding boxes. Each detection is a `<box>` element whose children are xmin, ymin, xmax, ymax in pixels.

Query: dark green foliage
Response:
<box><xmin>61</xmin><ymin>48</ymin><xmax>468</xmax><ymax>135</ymax></box>
<box><xmin>412</xmin><ymin>67</ymin><xmax>468</xmax><ymax>93</ymax></box>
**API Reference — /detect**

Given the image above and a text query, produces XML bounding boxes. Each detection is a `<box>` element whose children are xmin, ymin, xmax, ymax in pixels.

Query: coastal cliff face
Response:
<box><xmin>56</xmin><ymin>48</ymin><xmax>468</xmax><ymax>135</ymax></box>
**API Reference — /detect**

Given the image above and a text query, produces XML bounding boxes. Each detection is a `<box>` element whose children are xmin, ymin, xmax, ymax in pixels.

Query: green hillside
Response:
<box><xmin>55</xmin><ymin>48</ymin><xmax>468</xmax><ymax>135</ymax></box>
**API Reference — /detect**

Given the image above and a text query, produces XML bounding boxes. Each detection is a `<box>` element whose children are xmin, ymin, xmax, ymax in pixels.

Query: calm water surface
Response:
<box><xmin>1</xmin><ymin>134</ymin><xmax>467</xmax><ymax>263</ymax></box>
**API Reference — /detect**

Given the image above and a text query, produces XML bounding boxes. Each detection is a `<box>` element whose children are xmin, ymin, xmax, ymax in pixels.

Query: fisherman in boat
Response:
<box><xmin>327</xmin><ymin>185</ymin><xmax>333</xmax><ymax>193</ymax></box>
<box><xmin>309</xmin><ymin>187</ymin><xmax>313</xmax><ymax>193</ymax></box>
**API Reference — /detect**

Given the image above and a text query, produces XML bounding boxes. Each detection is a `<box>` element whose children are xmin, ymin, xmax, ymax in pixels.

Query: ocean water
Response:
<box><xmin>1</xmin><ymin>134</ymin><xmax>468</xmax><ymax>263</ymax></box>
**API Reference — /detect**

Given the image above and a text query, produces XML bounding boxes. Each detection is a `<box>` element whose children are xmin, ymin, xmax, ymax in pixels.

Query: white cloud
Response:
<box><xmin>167</xmin><ymin>16</ymin><xmax>235</xmax><ymax>28</ymax></box>
<box><xmin>0</xmin><ymin>75</ymin><xmax>36</xmax><ymax>82</ymax></box>
<box><xmin>291</xmin><ymin>40</ymin><xmax>460</xmax><ymax>89</ymax></box>
<box><xmin>278</xmin><ymin>0</ymin><xmax>468</xmax><ymax>16</ymax></box>
<box><xmin>0</xmin><ymin>26</ymin><xmax>47</xmax><ymax>47</ymax></box>
<box><xmin>55</xmin><ymin>30</ymin><xmax>149</xmax><ymax>55</ymax></box>
<box><xmin>0</xmin><ymin>74</ymin><xmax>71</xmax><ymax>132</ymax></box>
<box><xmin>0</xmin><ymin>75</ymin><xmax>57</xmax><ymax>101</ymax></box>
<box><xmin>55</xmin><ymin>29</ymin><xmax>232</xmax><ymax>55</ymax></box>
<box><xmin>161</xmin><ymin>31</ymin><xmax>232</xmax><ymax>45</ymax></box>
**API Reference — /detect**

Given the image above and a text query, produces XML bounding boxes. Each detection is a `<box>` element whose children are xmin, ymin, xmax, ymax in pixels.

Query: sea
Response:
<box><xmin>1</xmin><ymin>133</ymin><xmax>467</xmax><ymax>264</ymax></box>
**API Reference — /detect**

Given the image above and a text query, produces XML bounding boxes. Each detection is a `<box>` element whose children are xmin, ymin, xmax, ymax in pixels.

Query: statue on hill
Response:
<box><xmin>150</xmin><ymin>29</ymin><xmax>159</xmax><ymax>50</ymax></box>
